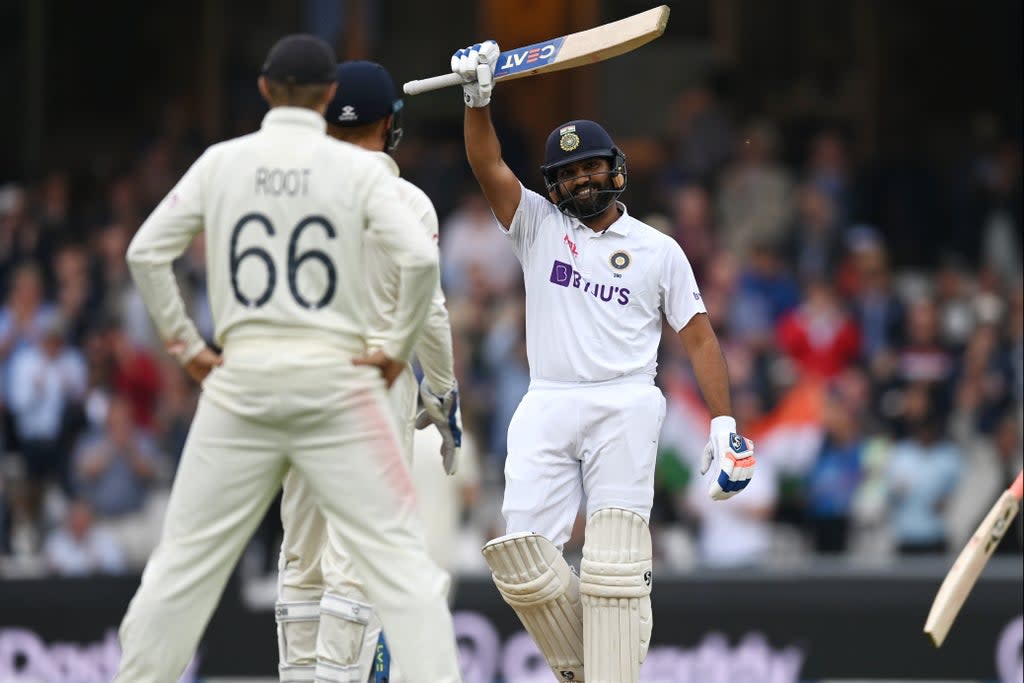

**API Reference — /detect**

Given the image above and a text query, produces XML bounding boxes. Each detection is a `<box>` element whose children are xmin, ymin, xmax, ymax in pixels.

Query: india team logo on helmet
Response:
<box><xmin>559</xmin><ymin>125</ymin><xmax>581</xmax><ymax>152</ymax></box>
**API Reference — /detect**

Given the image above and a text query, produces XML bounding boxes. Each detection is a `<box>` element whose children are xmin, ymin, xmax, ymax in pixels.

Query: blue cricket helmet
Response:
<box><xmin>539</xmin><ymin>119</ymin><xmax>627</xmax><ymax>219</ymax></box>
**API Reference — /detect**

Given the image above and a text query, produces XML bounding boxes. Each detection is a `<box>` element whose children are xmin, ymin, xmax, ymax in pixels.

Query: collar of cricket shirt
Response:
<box><xmin>572</xmin><ymin>201</ymin><xmax>632</xmax><ymax>237</ymax></box>
<box><xmin>262</xmin><ymin>106</ymin><xmax>328</xmax><ymax>134</ymax></box>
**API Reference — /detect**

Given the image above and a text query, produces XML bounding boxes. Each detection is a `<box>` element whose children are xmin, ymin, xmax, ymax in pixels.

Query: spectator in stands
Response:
<box><xmin>72</xmin><ymin>393</ymin><xmax>167</xmax><ymax>567</ymax></box>
<box><xmin>777</xmin><ymin>278</ymin><xmax>861</xmax><ymax>380</ymax></box>
<box><xmin>666</xmin><ymin>82</ymin><xmax>735</xmax><ymax>184</ymax></box>
<box><xmin>717</xmin><ymin>119</ymin><xmax>794</xmax><ymax>259</ymax></box>
<box><xmin>43</xmin><ymin>498</ymin><xmax>126</xmax><ymax>576</ymax></box>
<box><xmin>6</xmin><ymin>312</ymin><xmax>87</xmax><ymax>547</ymax></box>
<box><xmin>0</xmin><ymin>188</ymin><xmax>55</xmax><ymax>298</ymax></box>
<box><xmin>440</xmin><ymin>187</ymin><xmax>521</xmax><ymax>300</ymax></box>
<box><xmin>804</xmin><ymin>374</ymin><xmax>868</xmax><ymax>553</ymax></box>
<box><xmin>804</xmin><ymin>129</ymin><xmax>853</xmax><ymax>227</ymax></box>
<box><xmin>669</xmin><ymin>183</ymin><xmax>717</xmax><ymax>282</ymax></box>
<box><xmin>886</xmin><ymin>383</ymin><xmax>963</xmax><ymax>554</ymax></box>
<box><xmin>0</xmin><ymin>263</ymin><xmax>55</xmax><ymax>399</ymax></box>
<box><xmin>104</xmin><ymin>319</ymin><xmax>162</xmax><ymax>432</ymax></box>
<box><xmin>787</xmin><ymin>182</ymin><xmax>843</xmax><ymax>282</ymax></box>
<box><xmin>897</xmin><ymin>296</ymin><xmax>955</xmax><ymax>390</ymax></box>
<box><xmin>481</xmin><ymin>299</ymin><xmax>529</xmax><ymax>469</ymax></box>
<box><xmin>52</xmin><ymin>241</ymin><xmax>101</xmax><ymax>347</ymax></box>
<box><xmin>732</xmin><ymin>242</ymin><xmax>801</xmax><ymax>351</ymax></box>
<box><xmin>840</xmin><ymin>227</ymin><xmax>904</xmax><ymax>363</ymax></box>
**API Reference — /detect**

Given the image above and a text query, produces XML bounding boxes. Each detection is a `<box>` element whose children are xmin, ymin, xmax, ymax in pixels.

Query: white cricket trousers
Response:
<box><xmin>503</xmin><ymin>375</ymin><xmax>667</xmax><ymax>548</ymax></box>
<box><xmin>113</xmin><ymin>341</ymin><xmax>461</xmax><ymax>683</ymax></box>
<box><xmin>277</xmin><ymin>367</ymin><xmax>418</xmax><ymax>677</ymax></box>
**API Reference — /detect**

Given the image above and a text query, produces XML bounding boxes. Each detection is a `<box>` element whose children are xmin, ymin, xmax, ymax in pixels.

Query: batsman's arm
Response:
<box><xmin>678</xmin><ymin>313</ymin><xmax>732</xmax><ymax>420</ymax></box>
<box><xmin>464</xmin><ymin>106</ymin><xmax>521</xmax><ymax>228</ymax></box>
<box><xmin>126</xmin><ymin>155</ymin><xmax>208</xmax><ymax>366</ymax></box>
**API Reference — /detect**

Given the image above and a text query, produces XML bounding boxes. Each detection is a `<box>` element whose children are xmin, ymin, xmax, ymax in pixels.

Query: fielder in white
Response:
<box><xmin>113</xmin><ymin>35</ymin><xmax>462</xmax><ymax>683</ymax></box>
<box><xmin>275</xmin><ymin>60</ymin><xmax>463</xmax><ymax>683</ymax></box>
<box><xmin>452</xmin><ymin>41</ymin><xmax>757</xmax><ymax>683</ymax></box>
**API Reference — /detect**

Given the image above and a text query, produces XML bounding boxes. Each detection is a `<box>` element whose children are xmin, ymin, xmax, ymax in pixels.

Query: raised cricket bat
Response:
<box><xmin>924</xmin><ymin>469</ymin><xmax>1023</xmax><ymax>647</ymax></box>
<box><xmin>403</xmin><ymin>5</ymin><xmax>670</xmax><ymax>95</ymax></box>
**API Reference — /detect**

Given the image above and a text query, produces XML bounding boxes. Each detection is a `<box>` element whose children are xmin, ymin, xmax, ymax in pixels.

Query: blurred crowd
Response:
<box><xmin>0</xmin><ymin>83</ymin><xmax>1021</xmax><ymax>579</ymax></box>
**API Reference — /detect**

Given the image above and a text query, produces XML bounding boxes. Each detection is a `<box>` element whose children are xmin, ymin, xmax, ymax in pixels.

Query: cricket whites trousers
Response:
<box><xmin>278</xmin><ymin>367</ymin><xmax>419</xmax><ymax>681</ymax></box>
<box><xmin>113</xmin><ymin>340</ymin><xmax>461</xmax><ymax>683</ymax></box>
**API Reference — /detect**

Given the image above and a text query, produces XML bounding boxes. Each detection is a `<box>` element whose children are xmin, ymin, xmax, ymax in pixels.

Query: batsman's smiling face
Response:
<box><xmin>554</xmin><ymin>157</ymin><xmax>614</xmax><ymax>212</ymax></box>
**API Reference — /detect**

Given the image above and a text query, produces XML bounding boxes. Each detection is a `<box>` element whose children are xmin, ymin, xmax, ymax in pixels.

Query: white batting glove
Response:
<box><xmin>414</xmin><ymin>380</ymin><xmax>463</xmax><ymax>475</ymax></box>
<box><xmin>700</xmin><ymin>416</ymin><xmax>756</xmax><ymax>500</ymax></box>
<box><xmin>450</xmin><ymin>40</ymin><xmax>500</xmax><ymax>107</ymax></box>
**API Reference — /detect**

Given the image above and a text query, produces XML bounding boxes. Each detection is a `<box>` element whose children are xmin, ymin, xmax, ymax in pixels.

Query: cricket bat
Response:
<box><xmin>924</xmin><ymin>469</ymin><xmax>1023</xmax><ymax>647</ymax></box>
<box><xmin>403</xmin><ymin>5</ymin><xmax>670</xmax><ymax>95</ymax></box>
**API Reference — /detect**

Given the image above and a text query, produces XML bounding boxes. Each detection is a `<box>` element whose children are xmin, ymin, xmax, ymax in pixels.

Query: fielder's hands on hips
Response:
<box><xmin>166</xmin><ymin>340</ymin><xmax>223</xmax><ymax>384</ymax></box>
<box><xmin>415</xmin><ymin>380</ymin><xmax>463</xmax><ymax>475</ymax></box>
<box><xmin>700</xmin><ymin>415</ymin><xmax>756</xmax><ymax>500</ymax></box>
<box><xmin>451</xmin><ymin>40</ymin><xmax>500</xmax><ymax>107</ymax></box>
<box><xmin>352</xmin><ymin>350</ymin><xmax>406</xmax><ymax>388</ymax></box>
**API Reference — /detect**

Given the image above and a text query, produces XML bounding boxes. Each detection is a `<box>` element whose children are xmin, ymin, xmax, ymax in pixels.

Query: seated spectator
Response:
<box><xmin>72</xmin><ymin>393</ymin><xmax>168</xmax><ymax>567</ymax></box>
<box><xmin>43</xmin><ymin>499</ymin><xmax>125</xmax><ymax>576</ymax></box>
<box><xmin>886</xmin><ymin>384</ymin><xmax>963</xmax><ymax>554</ymax></box>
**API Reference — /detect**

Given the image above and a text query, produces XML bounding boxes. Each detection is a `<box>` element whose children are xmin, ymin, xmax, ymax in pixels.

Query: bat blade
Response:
<box><xmin>923</xmin><ymin>470</ymin><xmax>1023</xmax><ymax>647</ymax></box>
<box><xmin>403</xmin><ymin>5</ymin><xmax>670</xmax><ymax>96</ymax></box>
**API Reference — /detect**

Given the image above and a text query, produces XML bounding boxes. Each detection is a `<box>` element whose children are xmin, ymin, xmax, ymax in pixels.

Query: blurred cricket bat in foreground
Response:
<box><xmin>924</xmin><ymin>469</ymin><xmax>1023</xmax><ymax>647</ymax></box>
<box><xmin>403</xmin><ymin>5</ymin><xmax>670</xmax><ymax>95</ymax></box>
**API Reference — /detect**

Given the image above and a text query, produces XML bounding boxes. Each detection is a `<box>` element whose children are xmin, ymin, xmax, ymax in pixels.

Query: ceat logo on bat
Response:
<box><xmin>494</xmin><ymin>37</ymin><xmax>565</xmax><ymax>77</ymax></box>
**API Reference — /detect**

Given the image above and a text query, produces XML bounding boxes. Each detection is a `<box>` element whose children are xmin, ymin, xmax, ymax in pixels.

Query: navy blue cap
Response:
<box><xmin>325</xmin><ymin>60</ymin><xmax>403</xmax><ymax>127</ymax></box>
<box><xmin>261</xmin><ymin>34</ymin><xmax>337</xmax><ymax>85</ymax></box>
<box><xmin>540</xmin><ymin>119</ymin><xmax>620</xmax><ymax>179</ymax></box>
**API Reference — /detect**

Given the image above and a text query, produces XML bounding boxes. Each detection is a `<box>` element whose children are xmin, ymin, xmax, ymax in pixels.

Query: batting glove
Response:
<box><xmin>451</xmin><ymin>40</ymin><xmax>500</xmax><ymax>107</ymax></box>
<box><xmin>414</xmin><ymin>380</ymin><xmax>463</xmax><ymax>475</ymax></box>
<box><xmin>700</xmin><ymin>416</ymin><xmax>756</xmax><ymax>500</ymax></box>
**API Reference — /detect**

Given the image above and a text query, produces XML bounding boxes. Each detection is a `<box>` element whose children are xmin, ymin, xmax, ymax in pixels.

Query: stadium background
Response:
<box><xmin>0</xmin><ymin>1</ymin><xmax>1021</xmax><ymax>682</ymax></box>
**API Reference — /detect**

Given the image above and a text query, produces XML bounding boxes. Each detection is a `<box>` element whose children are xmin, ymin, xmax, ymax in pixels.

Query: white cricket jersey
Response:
<box><xmin>126</xmin><ymin>107</ymin><xmax>438</xmax><ymax>365</ymax></box>
<box><xmin>504</xmin><ymin>186</ymin><xmax>706</xmax><ymax>383</ymax></box>
<box><xmin>363</xmin><ymin>152</ymin><xmax>455</xmax><ymax>393</ymax></box>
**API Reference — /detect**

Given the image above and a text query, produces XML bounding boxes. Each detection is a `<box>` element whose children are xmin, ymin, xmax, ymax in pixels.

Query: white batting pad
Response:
<box><xmin>314</xmin><ymin>592</ymin><xmax>370</xmax><ymax>682</ymax></box>
<box><xmin>483</xmin><ymin>532</ymin><xmax>585</xmax><ymax>681</ymax></box>
<box><xmin>579</xmin><ymin>508</ymin><xmax>653</xmax><ymax>683</ymax></box>
<box><xmin>276</xmin><ymin>599</ymin><xmax>319</xmax><ymax>681</ymax></box>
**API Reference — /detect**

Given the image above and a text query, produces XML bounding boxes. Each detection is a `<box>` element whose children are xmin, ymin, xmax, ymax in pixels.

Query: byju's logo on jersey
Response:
<box><xmin>494</xmin><ymin>37</ymin><xmax>565</xmax><ymax>77</ymax></box>
<box><xmin>549</xmin><ymin>260</ymin><xmax>630</xmax><ymax>305</ymax></box>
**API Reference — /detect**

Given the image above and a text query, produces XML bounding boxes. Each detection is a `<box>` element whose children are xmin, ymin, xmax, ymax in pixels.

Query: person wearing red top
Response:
<box><xmin>105</xmin><ymin>320</ymin><xmax>162</xmax><ymax>431</ymax></box>
<box><xmin>777</xmin><ymin>279</ymin><xmax>861</xmax><ymax>379</ymax></box>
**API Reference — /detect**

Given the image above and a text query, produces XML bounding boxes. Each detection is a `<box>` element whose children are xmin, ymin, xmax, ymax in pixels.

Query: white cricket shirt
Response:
<box><xmin>127</xmin><ymin>107</ymin><xmax>437</xmax><ymax>365</ymax></box>
<box><xmin>363</xmin><ymin>152</ymin><xmax>455</xmax><ymax>393</ymax></box>
<box><xmin>504</xmin><ymin>186</ymin><xmax>706</xmax><ymax>383</ymax></box>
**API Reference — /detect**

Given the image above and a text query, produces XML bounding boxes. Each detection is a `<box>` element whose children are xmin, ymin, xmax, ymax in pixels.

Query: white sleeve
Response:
<box><xmin>503</xmin><ymin>184</ymin><xmax>556</xmax><ymax>259</ymax></box>
<box><xmin>365</xmin><ymin>170</ymin><xmax>440</xmax><ymax>363</ymax></box>
<box><xmin>410</xmin><ymin>200</ymin><xmax>456</xmax><ymax>393</ymax></box>
<box><xmin>660</xmin><ymin>239</ymin><xmax>708</xmax><ymax>332</ymax></box>
<box><xmin>126</xmin><ymin>153</ymin><xmax>207</xmax><ymax>364</ymax></box>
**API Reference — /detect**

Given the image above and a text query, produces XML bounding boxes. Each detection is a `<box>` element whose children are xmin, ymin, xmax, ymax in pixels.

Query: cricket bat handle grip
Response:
<box><xmin>403</xmin><ymin>72</ymin><xmax>464</xmax><ymax>96</ymax></box>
